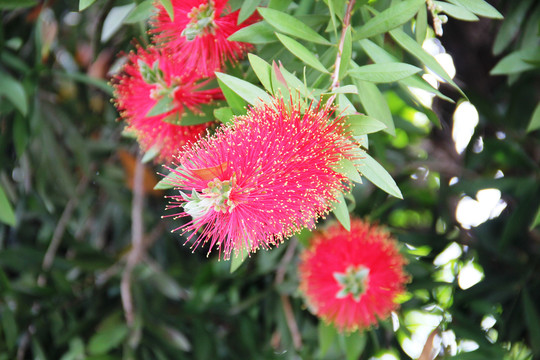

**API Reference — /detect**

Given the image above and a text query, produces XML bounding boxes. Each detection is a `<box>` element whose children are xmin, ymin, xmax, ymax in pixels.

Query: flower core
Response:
<box><xmin>333</xmin><ymin>265</ymin><xmax>370</xmax><ymax>301</ymax></box>
<box><xmin>182</xmin><ymin>2</ymin><xmax>216</xmax><ymax>40</ymax></box>
<box><xmin>182</xmin><ymin>177</ymin><xmax>236</xmax><ymax>220</ymax></box>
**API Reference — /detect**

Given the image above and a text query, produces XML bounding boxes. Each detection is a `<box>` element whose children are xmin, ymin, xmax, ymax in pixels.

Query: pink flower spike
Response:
<box><xmin>112</xmin><ymin>46</ymin><xmax>223</xmax><ymax>163</ymax></box>
<box><xmin>164</xmin><ymin>97</ymin><xmax>358</xmax><ymax>260</ymax></box>
<box><xmin>299</xmin><ymin>219</ymin><xmax>409</xmax><ymax>333</ymax></box>
<box><xmin>151</xmin><ymin>0</ymin><xmax>260</xmax><ymax>77</ymax></box>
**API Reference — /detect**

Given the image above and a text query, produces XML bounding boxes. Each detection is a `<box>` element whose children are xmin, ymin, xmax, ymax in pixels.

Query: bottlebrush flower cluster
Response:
<box><xmin>164</xmin><ymin>97</ymin><xmax>358</xmax><ymax>260</ymax></box>
<box><xmin>112</xmin><ymin>0</ymin><xmax>257</xmax><ymax>163</ymax></box>
<box><xmin>299</xmin><ymin>219</ymin><xmax>409</xmax><ymax>332</ymax></box>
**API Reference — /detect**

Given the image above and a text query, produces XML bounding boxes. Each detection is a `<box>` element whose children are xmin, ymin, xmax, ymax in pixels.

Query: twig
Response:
<box><xmin>121</xmin><ymin>153</ymin><xmax>145</xmax><ymax>326</ymax></box>
<box><xmin>39</xmin><ymin>169</ymin><xmax>92</xmax><ymax>285</ymax></box>
<box><xmin>274</xmin><ymin>238</ymin><xmax>302</xmax><ymax>350</ymax></box>
<box><xmin>330</xmin><ymin>0</ymin><xmax>356</xmax><ymax>90</ymax></box>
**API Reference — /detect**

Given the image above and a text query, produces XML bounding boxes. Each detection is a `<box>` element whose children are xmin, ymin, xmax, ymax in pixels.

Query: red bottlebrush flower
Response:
<box><xmin>165</xmin><ymin>97</ymin><xmax>357</xmax><ymax>259</ymax></box>
<box><xmin>151</xmin><ymin>0</ymin><xmax>259</xmax><ymax>77</ymax></box>
<box><xmin>299</xmin><ymin>219</ymin><xmax>409</xmax><ymax>333</ymax></box>
<box><xmin>112</xmin><ymin>46</ymin><xmax>223</xmax><ymax>163</ymax></box>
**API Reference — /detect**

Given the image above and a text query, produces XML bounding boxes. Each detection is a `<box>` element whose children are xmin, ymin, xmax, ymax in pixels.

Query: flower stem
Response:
<box><xmin>331</xmin><ymin>0</ymin><xmax>356</xmax><ymax>90</ymax></box>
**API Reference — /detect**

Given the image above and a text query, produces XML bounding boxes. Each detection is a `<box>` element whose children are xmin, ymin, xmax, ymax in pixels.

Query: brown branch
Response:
<box><xmin>274</xmin><ymin>237</ymin><xmax>302</xmax><ymax>350</ymax></box>
<box><xmin>330</xmin><ymin>0</ymin><xmax>356</xmax><ymax>90</ymax></box>
<box><xmin>121</xmin><ymin>153</ymin><xmax>146</xmax><ymax>326</ymax></box>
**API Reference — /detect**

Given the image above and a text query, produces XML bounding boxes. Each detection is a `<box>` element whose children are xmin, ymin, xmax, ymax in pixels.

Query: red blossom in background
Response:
<box><xmin>299</xmin><ymin>219</ymin><xmax>409</xmax><ymax>333</ymax></box>
<box><xmin>164</xmin><ymin>97</ymin><xmax>358</xmax><ymax>259</ymax></box>
<box><xmin>151</xmin><ymin>0</ymin><xmax>259</xmax><ymax>77</ymax></box>
<box><xmin>112</xmin><ymin>46</ymin><xmax>223</xmax><ymax>163</ymax></box>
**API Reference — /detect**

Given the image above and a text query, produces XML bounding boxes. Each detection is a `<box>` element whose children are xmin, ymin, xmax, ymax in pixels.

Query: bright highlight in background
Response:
<box><xmin>456</xmin><ymin>189</ymin><xmax>507</xmax><ymax>229</ymax></box>
<box><xmin>453</xmin><ymin>101</ymin><xmax>479</xmax><ymax>154</ymax></box>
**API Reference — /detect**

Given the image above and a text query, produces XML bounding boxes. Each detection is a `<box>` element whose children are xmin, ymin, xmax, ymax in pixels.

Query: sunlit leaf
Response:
<box><xmin>238</xmin><ymin>0</ymin><xmax>262</xmax><ymax>24</ymax></box>
<box><xmin>346</xmin><ymin>114</ymin><xmax>387</xmax><ymax>135</ymax></box>
<box><xmin>248</xmin><ymin>53</ymin><xmax>273</xmax><ymax>93</ymax></box>
<box><xmin>332</xmin><ymin>192</ymin><xmax>351</xmax><ymax>231</ymax></box>
<box><xmin>146</xmin><ymin>97</ymin><xmax>174</xmax><ymax>117</ymax></box>
<box><xmin>526</xmin><ymin>103</ymin><xmax>540</xmax><ymax>133</ymax></box>
<box><xmin>78</xmin><ymin>0</ymin><xmax>96</xmax><ymax>11</ymax></box>
<box><xmin>354</xmin><ymin>79</ymin><xmax>395</xmax><ymax>135</ymax></box>
<box><xmin>0</xmin><ymin>185</ymin><xmax>16</xmax><ymax>226</ymax></box>
<box><xmin>258</xmin><ymin>7</ymin><xmax>331</xmax><ymax>45</ymax></box>
<box><xmin>230</xmin><ymin>248</ymin><xmax>249</xmax><ymax>273</ymax></box>
<box><xmin>123</xmin><ymin>0</ymin><xmax>154</xmax><ymax>24</ymax></box>
<box><xmin>228</xmin><ymin>22</ymin><xmax>277</xmax><ymax>44</ymax></box>
<box><xmin>216</xmin><ymin>72</ymin><xmax>273</xmax><ymax>106</ymax></box>
<box><xmin>214</xmin><ymin>106</ymin><xmax>235</xmax><ymax>125</ymax></box>
<box><xmin>319</xmin><ymin>322</ymin><xmax>338</xmax><ymax>355</ymax></box>
<box><xmin>349</xmin><ymin>63</ymin><xmax>421</xmax><ymax>83</ymax></box>
<box><xmin>354</xmin><ymin>0</ymin><xmax>425</xmax><ymax>40</ymax></box>
<box><xmin>447</xmin><ymin>0</ymin><xmax>503</xmax><ymax>19</ymax></box>
<box><xmin>276</xmin><ymin>33</ymin><xmax>329</xmax><ymax>74</ymax></box>
<box><xmin>101</xmin><ymin>4</ymin><xmax>135</xmax><ymax>42</ymax></box>
<box><xmin>415</xmin><ymin>4</ymin><xmax>428</xmax><ymax>43</ymax></box>
<box><xmin>333</xmin><ymin>157</ymin><xmax>362</xmax><ymax>184</ymax></box>
<box><xmin>434</xmin><ymin>1</ymin><xmax>479</xmax><ymax>21</ymax></box>
<box><xmin>338</xmin><ymin>26</ymin><xmax>352</xmax><ymax>80</ymax></box>
<box><xmin>356</xmin><ymin>152</ymin><xmax>403</xmax><ymax>199</ymax></box>
<box><xmin>159</xmin><ymin>0</ymin><xmax>174</xmax><ymax>21</ymax></box>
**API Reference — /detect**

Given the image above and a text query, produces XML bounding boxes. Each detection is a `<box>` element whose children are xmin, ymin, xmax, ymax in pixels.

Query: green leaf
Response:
<box><xmin>319</xmin><ymin>322</ymin><xmax>338</xmax><ymax>356</ymax></box>
<box><xmin>248</xmin><ymin>53</ymin><xmax>273</xmax><ymax>93</ymax></box>
<box><xmin>78</xmin><ymin>0</ymin><xmax>96</xmax><ymax>11</ymax></box>
<box><xmin>332</xmin><ymin>192</ymin><xmax>350</xmax><ymax>231</ymax></box>
<box><xmin>447</xmin><ymin>0</ymin><xmax>503</xmax><ymax>19</ymax></box>
<box><xmin>154</xmin><ymin>166</ymin><xmax>186</xmax><ymax>190</ymax></box>
<box><xmin>0</xmin><ymin>0</ymin><xmax>37</xmax><ymax>9</ymax></box>
<box><xmin>141</xmin><ymin>144</ymin><xmax>161</xmax><ymax>163</ymax></box>
<box><xmin>527</xmin><ymin>102</ymin><xmax>540</xmax><ymax>133</ymax></box>
<box><xmin>217</xmin><ymin>78</ymin><xmax>247</xmax><ymax>114</ymax></box>
<box><xmin>0</xmin><ymin>71</ymin><xmax>28</xmax><ymax>116</ymax></box>
<box><xmin>1</xmin><ymin>306</ymin><xmax>17</xmax><ymax>350</ymax></box>
<box><xmin>333</xmin><ymin>157</ymin><xmax>362</xmax><ymax>184</ymax></box>
<box><xmin>353</xmin><ymin>0</ymin><xmax>425</xmax><ymax>40</ymax></box>
<box><xmin>214</xmin><ymin>107</ymin><xmax>235</xmax><ymax>125</ymax></box>
<box><xmin>123</xmin><ymin>0</ymin><xmax>154</xmax><ymax>24</ymax></box>
<box><xmin>522</xmin><ymin>288</ymin><xmax>540</xmax><ymax>355</ymax></box>
<box><xmin>490</xmin><ymin>48</ymin><xmax>540</xmax><ymax>75</ymax></box>
<box><xmin>88</xmin><ymin>324</ymin><xmax>129</xmax><ymax>355</ymax></box>
<box><xmin>228</xmin><ymin>22</ymin><xmax>277</xmax><ymax>44</ymax></box>
<box><xmin>354</xmin><ymin>79</ymin><xmax>395</xmax><ymax>135</ymax></box>
<box><xmin>146</xmin><ymin>97</ymin><xmax>174</xmax><ymax>117</ymax></box>
<box><xmin>389</xmin><ymin>28</ymin><xmax>464</xmax><ymax>97</ymax></box>
<box><xmin>415</xmin><ymin>3</ymin><xmax>428</xmax><ymax>43</ymax></box>
<box><xmin>101</xmin><ymin>4</ymin><xmax>135</xmax><ymax>42</ymax></box>
<box><xmin>342</xmin><ymin>331</ymin><xmax>367</xmax><ymax>360</ymax></box>
<box><xmin>216</xmin><ymin>72</ymin><xmax>273</xmax><ymax>106</ymax></box>
<box><xmin>355</xmin><ymin>152</ymin><xmax>403</xmax><ymax>199</ymax></box>
<box><xmin>179</xmin><ymin>102</ymin><xmax>223</xmax><ymax>126</ymax></box>
<box><xmin>278</xmin><ymin>64</ymin><xmax>314</xmax><ymax>100</ymax></box>
<box><xmin>275</xmin><ymin>33</ymin><xmax>329</xmax><ymax>73</ymax></box>
<box><xmin>258</xmin><ymin>7</ymin><xmax>331</xmax><ymax>45</ymax></box>
<box><xmin>346</xmin><ymin>114</ymin><xmax>387</xmax><ymax>135</ymax></box>
<box><xmin>349</xmin><ymin>63</ymin><xmax>421</xmax><ymax>83</ymax></box>
<box><xmin>0</xmin><ymin>185</ymin><xmax>16</xmax><ymax>226</ymax></box>
<box><xmin>230</xmin><ymin>249</ymin><xmax>248</xmax><ymax>273</ymax></box>
<box><xmin>52</xmin><ymin>70</ymin><xmax>113</xmax><ymax>95</ymax></box>
<box><xmin>338</xmin><ymin>26</ymin><xmax>352</xmax><ymax>80</ymax></box>
<box><xmin>530</xmin><ymin>202</ymin><xmax>540</xmax><ymax>229</ymax></box>
<box><xmin>159</xmin><ymin>0</ymin><xmax>174</xmax><ymax>21</ymax></box>
<box><xmin>434</xmin><ymin>1</ymin><xmax>479</xmax><ymax>21</ymax></box>
<box><xmin>238</xmin><ymin>0</ymin><xmax>262</xmax><ymax>24</ymax></box>
<box><xmin>358</xmin><ymin>39</ymin><xmax>453</xmax><ymax>102</ymax></box>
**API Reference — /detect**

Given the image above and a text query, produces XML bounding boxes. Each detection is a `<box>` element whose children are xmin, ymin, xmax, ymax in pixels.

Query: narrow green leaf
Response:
<box><xmin>159</xmin><ymin>0</ymin><xmax>174</xmax><ymax>21</ymax></box>
<box><xmin>216</xmin><ymin>72</ymin><xmax>273</xmax><ymax>106</ymax></box>
<box><xmin>1</xmin><ymin>307</ymin><xmax>17</xmax><ymax>350</ymax></box>
<box><xmin>522</xmin><ymin>288</ymin><xmax>540</xmax><ymax>355</ymax></box>
<box><xmin>343</xmin><ymin>332</ymin><xmax>367</xmax><ymax>360</ymax></box>
<box><xmin>527</xmin><ymin>102</ymin><xmax>540</xmax><ymax>133</ymax></box>
<box><xmin>349</xmin><ymin>63</ymin><xmax>421</xmax><ymax>83</ymax></box>
<box><xmin>319</xmin><ymin>322</ymin><xmax>338</xmax><ymax>356</ymax></box>
<box><xmin>146</xmin><ymin>97</ymin><xmax>174</xmax><ymax>117</ymax></box>
<box><xmin>276</xmin><ymin>33</ymin><xmax>329</xmax><ymax>73</ymax></box>
<box><xmin>355</xmin><ymin>152</ymin><xmax>403</xmax><ymax>199</ymax></box>
<box><xmin>346</xmin><ymin>115</ymin><xmax>387</xmax><ymax>135</ymax></box>
<box><xmin>271</xmin><ymin>61</ymin><xmax>290</xmax><ymax>98</ymax></box>
<box><xmin>447</xmin><ymin>0</ymin><xmax>503</xmax><ymax>19</ymax></box>
<box><xmin>358</xmin><ymin>39</ymin><xmax>453</xmax><ymax>102</ymax></box>
<box><xmin>530</xmin><ymin>203</ymin><xmax>540</xmax><ymax>229</ymax></box>
<box><xmin>0</xmin><ymin>185</ymin><xmax>16</xmax><ymax>226</ymax></box>
<box><xmin>88</xmin><ymin>324</ymin><xmax>129</xmax><ymax>355</ymax></box>
<box><xmin>179</xmin><ymin>102</ymin><xmax>223</xmax><ymax>126</ymax></box>
<box><xmin>332</xmin><ymin>192</ymin><xmax>351</xmax><ymax>231</ymax></box>
<box><xmin>79</xmin><ymin>0</ymin><xmax>96</xmax><ymax>11</ymax></box>
<box><xmin>228</xmin><ymin>22</ymin><xmax>277</xmax><ymax>44</ymax></box>
<box><xmin>354</xmin><ymin>79</ymin><xmax>395</xmax><ymax>135</ymax></box>
<box><xmin>238</xmin><ymin>0</ymin><xmax>262</xmax><ymax>24</ymax></box>
<box><xmin>333</xmin><ymin>157</ymin><xmax>362</xmax><ymax>184</ymax></box>
<box><xmin>214</xmin><ymin>107</ymin><xmax>235</xmax><ymax>125</ymax></box>
<box><xmin>279</xmin><ymin>64</ymin><xmax>315</xmax><ymax>100</ymax></box>
<box><xmin>141</xmin><ymin>144</ymin><xmax>161</xmax><ymax>163</ymax></box>
<box><xmin>154</xmin><ymin>167</ymin><xmax>186</xmax><ymax>190</ymax></box>
<box><xmin>0</xmin><ymin>71</ymin><xmax>28</xmax><ymax>116</ymax></box>
<box><xmin>337</xmin><ymin>93</ymin><xmax>357</xmax><ymax>115</ymax></box>
<box><xmin>217</xmin><ymin>78</ymin><xmax>247</xmax><ymax>114</ymax></box>
<box><xmin>389</xmin><ymin>28</ymin><xmax>464</xmax><ymax>97</ymax></box>
<box><xmin>415</xmin><ymin>4</ymin><xmax>428</xmax><ymax>43</ymax></box>
<box><xmin>434</xmin><ymin>1</ymin><xmax>479</xmax><ymax>21</ymax></box>
<box><xmin>248</xmin><ymin>53</ymin><xmax>274</xmax><ymax>93</ymax></box>
<box><xmin>257</xmin><ymin>7</ymin><xmax>331</xmax><ymax>45</ymax></box>
<box><xmin>353</xmin><ymin>0</ymin><xmax>425</xmax><ymax>40</ymax></box>
<box><xmin>230</xmin><ymin>249</ymin><xmax>248</xmax><ymax>273</ymax></box>
<box><xmin>123</xmin><ymin>0</ymin><xmax>154</xmax><ymax>24</ymax></box>
<box><xmin>338</xmin><ymin>26</ymin><xmax>352</xmax><ymax>80</ymax></box>
<box><xmin>101</xmin><ymin>4</ymin><xmax>135</xmax><ymax>42</ymax></box>
<box><xmin>490</xmin><ymin>48</ymin><xmax>540</xmax><ymax>75</ymax></box>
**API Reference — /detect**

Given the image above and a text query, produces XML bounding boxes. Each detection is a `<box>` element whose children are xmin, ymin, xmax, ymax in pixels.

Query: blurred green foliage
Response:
<box><xmin>0</xmin><ymin>0</ymin><xmax>539</xmax><ymax>359</ymax></box>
